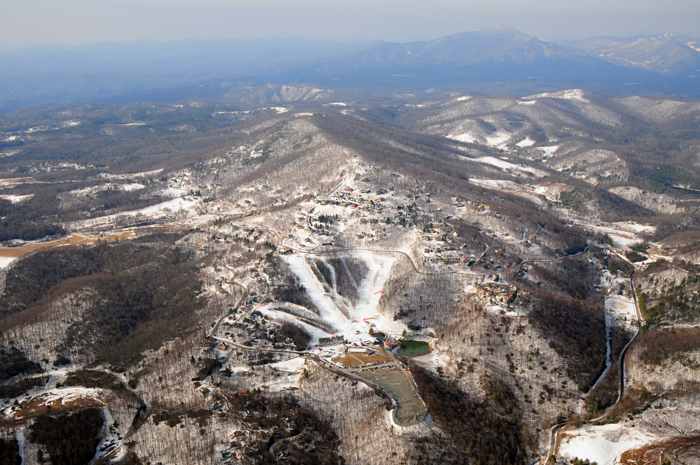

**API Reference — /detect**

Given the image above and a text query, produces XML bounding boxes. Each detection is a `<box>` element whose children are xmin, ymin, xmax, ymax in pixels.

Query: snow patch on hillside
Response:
<box><xmin>0</xmin><ymin>256</ymin><xmax>16</xmax><ymax>269</ymax></box>
<box><xmin>516</xmin><ymin>137</ymin><xmax>535</xmax><ymax>147</ymax></box>
<box><xmin>0</xmin><ymin>194</ymin><xmax>33</xmax><ymax>204</ymax></box>
<box><xmin>528</xmin><ymin>89</ymin><xmax>589</xmax><ymax>103</ymax></box>
<box><xmin>558</xmin><ymin>424</ymin><xmax>657</xmax><ymax>465</ymax></box>
<box><xmin>448</xmin><ymin>131</ymin><xmax>512</xmax><ymax>148</ymax></box>
<box><xmin>605</xmin><ymin>294</ymin><xmax>638</xmax><ymax>325</ymax></box>
<box><xmin>474</xmin><ymin>157</ymin><xmax>548</xmax><ymax>176</ymax></box>
<box><xmin>448</xmin><ymin>133</ymin><xmax>477</xmax><ymax>144</ymax></box>
<box><xmin>484</xmin><ymin>131</ymin><xmax>511</xmax><ymax>147</ymax></box>
<box><xmin>67</xmin><ymin>197</ymin><xmax>199</xmax><ymax>230</ymax></box>
<box><xmin>540</xmin><ymin>146</ymin><xmax>559</xmax><ymax>158</ymax></box>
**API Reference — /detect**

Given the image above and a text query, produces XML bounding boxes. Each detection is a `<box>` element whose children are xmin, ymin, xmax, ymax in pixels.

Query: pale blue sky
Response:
<box><xmin>1</xmin><ymin>0</ymin><xmax>699</xmax><ymax>47</ymax></box>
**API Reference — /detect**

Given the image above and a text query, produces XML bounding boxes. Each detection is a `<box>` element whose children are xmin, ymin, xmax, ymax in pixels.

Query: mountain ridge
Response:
<box><xmin>1</xmin><ymin>28</ymin><xmax>699</xmax><ymax>113</ymax></box>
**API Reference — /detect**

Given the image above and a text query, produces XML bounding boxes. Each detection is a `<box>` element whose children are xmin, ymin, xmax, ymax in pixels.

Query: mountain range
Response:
<box><xmin>1</xmin><ymin>27</ymin><xmax>699</xmax><ymax>113</ymax></box>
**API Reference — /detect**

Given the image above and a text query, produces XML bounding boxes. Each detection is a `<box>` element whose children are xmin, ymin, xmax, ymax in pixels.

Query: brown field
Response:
<box><xmin>0</xmin><ymin>231</ymin><xmax>136</xmax><ymax>259</ymax></box>
<box><xmin>620</xmin><ymin>435</ymin><xmax>700</xmax><ymax>465</ymax></box>
<box><xmin>338</xmin><ymin>351</ymin><xmax>390</xmax><ymax>367</ymax></box>
<box><xmin>12</xmin><ymin>391</ymin><xmax>104</xmax><ymax>420</ymax></box>
<box><xmin>330</xmin><ymin>356</ymin><xmax>343</xmax><ymax>364</ymax></box>
<box><xmin>352</xmin><ymin>353</ymin><xmax>389</xmax><ymax>364</ymax></box>
<box><xmin>0</xmin><ymin>177</ymin><xmax>33</xmax><ymax>185</ymax></box>
<box><xmin>340</xmin><ymin>355</ymin><xmax>364</xmax><ymax>367</ymax></box>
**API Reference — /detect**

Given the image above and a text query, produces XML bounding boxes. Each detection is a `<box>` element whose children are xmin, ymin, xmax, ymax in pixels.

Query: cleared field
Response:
<box><xmin>12</xmin><ymin>390</ymin><xmax>105</xmax><ymax>420</ymax></box>
<box><xmin>398</xmin><ymin>340</ymin><xmax>430</xmax><ymax>357</ymax></box>
<box><xmin>620</xmin><ymin>436</ymin><xmax>700</xmax><ymax>465</ymax></box>
<box><xmin>0</xmin><ymin>231</ymin><xmax>136</xmax><ymax>259</ymax></box>
<box><xmin>355</xmin><ymin>365</ymin><xmax>426</xmax><ymax>427</ymax></box>
<box><xmin>352</xmin><ymin>353</ymin><xmax>389</xmax><ymax>364</ymax></box>
<box><xmin>0</xmin><ymin>177</ymin><xmax>33</xmax><ymax>186</ymax></box>
<box><xmin>340</xmin><ymin>355</ymin><xmax>364</xmax><ymax>367</ymax></box>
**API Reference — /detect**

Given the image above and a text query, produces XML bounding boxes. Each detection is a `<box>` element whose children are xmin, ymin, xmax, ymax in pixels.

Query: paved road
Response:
<box><xmin>617</xmin><ymin>270</ymin><xmax>642</xmax><ymax>402</ymax></box>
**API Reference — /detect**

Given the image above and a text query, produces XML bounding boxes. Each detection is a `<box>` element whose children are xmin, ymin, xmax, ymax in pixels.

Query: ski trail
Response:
<box><xmin>339</xmin><ymin>256</ymin><xmax>360</xmax><ymax>290</ymax></box>
<box><xmin>287</xmin><ymin>254</ymin><xmax>348</xmax><ymax>333</ymax></box>
<box><xmin>319</xmin><ymin>258</ymin><xmax>337</xmax><ymax>293</ymax></box>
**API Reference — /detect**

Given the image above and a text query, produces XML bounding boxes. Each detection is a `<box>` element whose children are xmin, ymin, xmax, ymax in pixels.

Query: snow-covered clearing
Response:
<box><xmin>611</xmin><ymin>221</ymin><xmax>655</xmax><ymax>234</ymax></box>
<box><xmin>484</xmin><ymin>131</ymin><xmax>511</xmax><ymax>147</ymax></box>
<box><xmin>605</xmin><ymin>294</ymin><xmax>638</xmax><ymax>325</ymax></box>
<box><xmin>473</xmin><ymin>156</ymin><xmax>547</xmax><ymax>176</ymax></box>
<box><xmin>583</xmin><ymin>224</ymin><xmax>646</xmax><ymax>250</ymax></box>
<box><xmin>558</xmin><ymin>423</ymin><xmax>657</xmax><ymax>465</ymax></box>
<box><xmin>469</xmin><ymin>178</ymin><xmax>521</xmax><ymax>190</ymax></box>
<box><xmin>457</xmin><ymin>96</ymin><xmax>471</xmax><ymax>101</ymax></box>
<box><xmin>266</xmin><ymin>356</ymin><xmax>306</xmax><ymax>372</ymax></box>
<box><xmin>516</xmin><ymin>137</ymin><xmax>536</xmax><ymax>147</ymax></box>
<box><xmin>100</xmin><ymin>169</ymin><xmax>162</xmax><ymax>180</ymax></box>
<box><xmin>67</xmin><ymin>198</ymin><xmax>199</xmax><ymax>229</ymax></box>
<box><xmin>0</xmin><ymin>256</ymin><xmax>16</xmax><ymax>269</ymax></box>
<box><xmin>448</xmin><ymin>132</ymin><xmax>477</xmax><ymax>144</ymax></box>
<box><xmin>69</xmin><ymin>183</ymin><xmax>144</xmax><ymax>195</ymax></box>
<box><xmin>447</xmin><ymin>129</ymin><xmax>513</xmax><ymax>147</ymax></box>
<box><xmin>409</xmin><ymin>351</ymin><xmax>450</xmax><ymax>374</ymax></box>
<box><xmin>516</xmin><ymin>100</ymin><xmax>537</xmax><ymax>105</ymax></box>
<box><xmin>0</xmin><ymin>194</ymin><xmax>33</xmax><ymax>204</ymax></box>
<box><xmin>468</xmin><ymin>179</ymin><xmax>547</xmax><ymax>206</ymax></box>
<box><xmin>258</xmin><ymin>357</ymin><xmax>306</xmax><ymax>392</ymax></box>
<box><xmin>540</xmin><ymin>146</ymin><xmax>560</xmax><ymax>158</ymax></box>
<box><xmin>528</xmin><ymin>89</ymin><xmax>589</xmax><ymax>103</ymax></box>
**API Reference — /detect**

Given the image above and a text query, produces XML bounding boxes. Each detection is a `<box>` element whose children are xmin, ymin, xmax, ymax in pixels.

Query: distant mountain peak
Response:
<box><xmin>476</xmin><ymin>26</ymin><xmax>523</xmax><ymax>35</ymax></box>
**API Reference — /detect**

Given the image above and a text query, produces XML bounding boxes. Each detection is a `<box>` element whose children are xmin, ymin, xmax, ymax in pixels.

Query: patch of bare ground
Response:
<box><xmin>620</xmin><ymin>435</ymin><xmax>700</xmax><ymax>465</ymax></box>
<box><xmin>0</xmin><ymin>231</ymin><xmax>136</xmax><ymax>260</ymax></box>
<box><xmin>11</xmin><ymin>391</ymin><xmax>104</xmax><ymax>420</ymax></box>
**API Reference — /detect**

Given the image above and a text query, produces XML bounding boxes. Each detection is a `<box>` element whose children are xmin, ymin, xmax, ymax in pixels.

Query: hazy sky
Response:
<box><xmin>2</xmin><ymin>0</ymin><xmax>699</xmax><ymax>47</ymax></box>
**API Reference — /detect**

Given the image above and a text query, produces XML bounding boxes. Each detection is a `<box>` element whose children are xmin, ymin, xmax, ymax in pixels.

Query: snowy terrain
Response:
<box><xmin>558</xmin><ymin>424</ymin><xmax>657</xmax><ymax>465</ymax></box>
<box><xmin>284</xmin><ymin>251</ymin><xmax>398</xmax><ymax>344</ymax></box>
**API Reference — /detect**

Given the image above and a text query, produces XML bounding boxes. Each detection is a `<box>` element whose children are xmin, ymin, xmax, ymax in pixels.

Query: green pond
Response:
<box><xmin>398</xmin><ymin>340</ymin><xmax>430</xmax><ymax>357</ymax></box>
